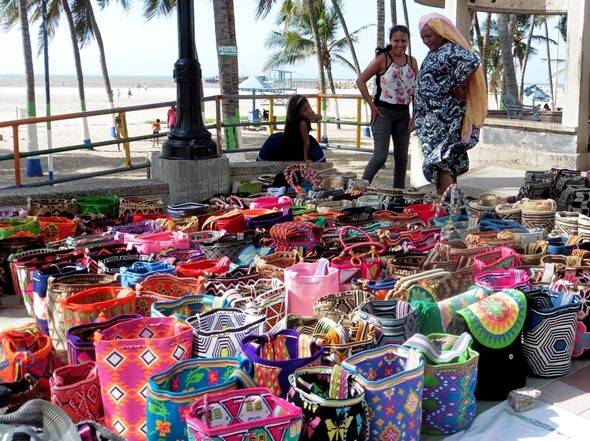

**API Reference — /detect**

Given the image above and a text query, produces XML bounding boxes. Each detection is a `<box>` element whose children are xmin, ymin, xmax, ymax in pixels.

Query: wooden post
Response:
<box><xmin>13</xmin><ymin>125</ymin><xmax>21</xmax><ymax>187</ymax></box>
<box><xmin>316</xmin><ymin>94</ymin><xmax>322</xmax><ymax>142</ymax></box>
<box><xmin>119</xmin><ymin>111</ymin><xmax>132</xmax><ymax>167</ymax></box>
<box><xmin>215</xmin><ymin>95</ymin><xmax>222</xmax><ymax>151</ymax></box>
<box><xmin>269</xmin><ymin>97</ymin><xmax>274</xmax><ymax>135</ymax></box>
<box><xmin>356</xmin><ymin>97</ymin><xmax>362</xmax><ymax>148</ymax></box>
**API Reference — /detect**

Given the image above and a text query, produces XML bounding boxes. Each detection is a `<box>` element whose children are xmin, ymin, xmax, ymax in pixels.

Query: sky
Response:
<box><xmin>0</xmin><ymin>0</ymin><xmax>565</xmax><ymax>83</ymax></box>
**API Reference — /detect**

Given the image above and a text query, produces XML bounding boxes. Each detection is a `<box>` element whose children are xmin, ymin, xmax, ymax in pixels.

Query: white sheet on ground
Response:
<box><xmin>444</xmin><ymin>401</ymin><xmax>590</xmax><ymax>441</ymax></box>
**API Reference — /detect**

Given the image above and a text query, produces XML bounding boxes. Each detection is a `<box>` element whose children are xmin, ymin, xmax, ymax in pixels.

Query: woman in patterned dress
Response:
<box><xmin>357</xmin><ymin>25</ymin><xmax>419</xmax><ymax>189</ymax></box>
<box><xmin>415</xmin><ymin>13</ymin><xmax>487</xmax><ymax>195</ymax></box>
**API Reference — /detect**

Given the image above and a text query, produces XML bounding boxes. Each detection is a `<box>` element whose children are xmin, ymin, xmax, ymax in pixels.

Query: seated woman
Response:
<box><xmin>257</xmin><ymin>95</ymin><xmax>325</xmax><ymax>162</ymax></box>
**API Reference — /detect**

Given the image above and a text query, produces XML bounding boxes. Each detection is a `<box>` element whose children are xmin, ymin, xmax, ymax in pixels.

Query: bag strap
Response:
<box><xmin>403</xmin><ymin>332</ymin><xmax>472</xmax><ymax>364</ymax></box>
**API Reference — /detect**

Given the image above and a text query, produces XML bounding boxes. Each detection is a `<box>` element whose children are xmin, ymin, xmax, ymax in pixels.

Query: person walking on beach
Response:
<box><xmin>414</xmin><ymin>13</ymin><xmax>487</xmax><ymax>195</ymax></box>
<box><xmin>167</xmin><ymin>104</ymin><xmax>177</xmax><ymax>131</ymax></box>
<box><xmin>128</xmin><ymin>88</ymin><xmax>133</xmax><ymax>99</ymax></box>
<box><xmin>356</xmin><ymin>25</ymin><xmax>418</xmax><ymax>189</ymax></box>
<box><xmin>152</xmin><ymin>119</ymin><xmax>161</xmax><ymax>148</ymax></box>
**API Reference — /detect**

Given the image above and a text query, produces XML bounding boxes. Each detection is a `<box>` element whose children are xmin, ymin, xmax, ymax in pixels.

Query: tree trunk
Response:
<box><xmin>482</xmin><ymin>12</ymin><xmax>491</xmax><ymax>89</ymax></box>
<box><xmin>390</xmin><ymin>0</ymin><xmax>397</xmax><ymax>26</ymax></box>
<box><xmin>544</xmin><ymin>19</ymin><xmax>555</xmax><ymax>109</ymax></box>
<box><xmin>473</xmin><ymin>12</ymin><xmax>483</xmax><ymax>58</ymax></box>
<box><xmin>330</xmin><ymin>0</ymin><xmax>361</xmax><ymax>75</ymax></box>
<box><xmin>519</xmin><ymin>15</ymin><xmax>536</xmax><ymax>101</ymax></box>
<box><xmin>85</xmin><ymin>0</ymin><xmax>115</xmax><ymax>137</ymax></box>
<box><xmin>497</xmin><ymin>14</ymin><xmax>519</xmax><ymax>98</ymax></box>
<box><xmin>306</xmin><ymin>0</ymin><xmax>326</xmax><ymax>94</ymax></box>
<box><xmin>325</xmin><ymin>57</ymin><xmax>341</xmax><ymax>127</ymax></box>
<box><xmin>401</xmin><ymin>0</ymin><xmax>411</xmax><ymax>56</ymax></box>
<box><xmin>63</xmin><ymin>0</ymin><xmax>91</xmax><ymax>143</ymax></box>
<box><xmin>376</xmin><ymin>0</ymin><xmax>385</xmax><ymax>48</ymax></box>
<box><xmin>18</xmin><ymin>0</ymin><xmax>39</xmax><ymax>150</ymax></box>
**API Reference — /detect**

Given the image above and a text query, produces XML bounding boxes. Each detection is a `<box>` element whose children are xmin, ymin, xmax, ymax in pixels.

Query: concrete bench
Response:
<box><xmin>0</xmin><ymin>178</ymin><xmax>169</xmax><ymax>208</ymax></box>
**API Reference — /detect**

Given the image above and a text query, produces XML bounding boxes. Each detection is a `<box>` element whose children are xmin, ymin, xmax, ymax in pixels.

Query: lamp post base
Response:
<box><xmin>161</xmin><ymin>135</ymin><xmax>218</xmax><ymax>160</ymax></box>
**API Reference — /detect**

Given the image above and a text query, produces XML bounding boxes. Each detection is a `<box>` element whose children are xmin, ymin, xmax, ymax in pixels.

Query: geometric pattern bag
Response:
<box><xmin>50</xmin><ymin>361</ymin><xmax>103</xmax><ymax>423</ymax></box>
<box><xmin>452</xmin><ymin>289</ymin><xmax>528</xmax><ymax>400</ymax></box>
<box><xmin>146</xmin><ymin>357</ymin><xmax>256</xmax><ymax>441</ymax></box>
<box><xmin>403</xmin><ymin>333</ymin><xmax>479</xmax><ymax>435</ymax></box>
<box><xmin>356</xmin><ymin>300</ymin><xmax>419</xmax><ymax>345</ymax></box>
<box><xmin>66</xmin><ymin>314</ymin><xmax>142</xmax><ymax>365</ymax></box>
<box><xmin>286</xmin><ymin>366</ymin><xmax>366</xmax><ymax>441</ymax></box>
<box><xmin>522</xmin><ymin>288</ymin><xmax>581</xmax><ymax>377</ymax></box>
<box><xmin>241</xmin><ymin>330</ymin><xmax>325</xmax><ymax>398</ymax></box>
<box><xmin>341</xmin><ymin>345</ymin><xmax>424</xmax><ymax>440</ymax></box>
<box><xmin>94</xmin><ymin>317</ymin><xmax>193</xmax><ymax>441</ymax></box>
<box><xmin>187</xmin><ymin>308</ymin><xmax>265</xmax><ymax>358</ymax></box>
<box><xmin>150</xmin><ymin>295</ymin><xmax>227</xmax><ymax>320</ymax></box>
<box><xmin>574</xmin><ymin>284</ymin><xmax>590</xmax><ymax>357</ymax></box>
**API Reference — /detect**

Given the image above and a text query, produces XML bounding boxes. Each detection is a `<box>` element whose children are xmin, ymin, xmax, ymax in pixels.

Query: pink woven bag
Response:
<box><xmin>284</xmin><ymin>258</ymin><xmax>340</xmax><ymax>315</ymax></box>
<box><xmin>124</xmin><ymin>231</ymin><xmax>190</xmax><ymax>255</ymax></box>
<box><xmin>94</xmin><ymin>317</ymin><xmax>192</xmax><ymax>441</ymax></box>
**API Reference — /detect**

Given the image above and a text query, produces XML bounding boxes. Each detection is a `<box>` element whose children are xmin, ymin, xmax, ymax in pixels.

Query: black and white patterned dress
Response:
<box><xmin>415</xmin><ymin>42</ymin><xmax>481</xmax><ymax>184</ymax></box>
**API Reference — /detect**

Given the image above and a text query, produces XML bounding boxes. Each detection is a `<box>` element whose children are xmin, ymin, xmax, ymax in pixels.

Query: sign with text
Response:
<box><xmin>218</xmin><ymin>46</ymin><xmax>238</xmax><ymax>57</ymax></box>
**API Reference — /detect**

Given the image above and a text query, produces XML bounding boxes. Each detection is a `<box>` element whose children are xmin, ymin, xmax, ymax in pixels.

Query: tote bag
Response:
<box><xmin>284</xmin><ymin>258</ymin><xmax>339</xmax><ymax>315</ymax></box>
<box><xmin>94</xmin><ymin>317</ymin><xmax>193</xmax><ymax>441</ymax></box>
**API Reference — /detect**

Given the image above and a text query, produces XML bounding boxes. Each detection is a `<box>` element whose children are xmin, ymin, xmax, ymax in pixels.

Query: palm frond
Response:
<box><xmin>0</xmin><ymin>0</ymin><xmax>19</xmax><ymax>31</ymax></box>
<box><xmin>143</xmin><ymin>0</ymin><xmax>175</xmax><ymax>21</ymax></box>
<box><xmin>71</xmin><ymin>0</ymin><xmax>94</xmax><ymax>47</ymax></box>
<box><xmin>332</xmin><ymin>53</ymin><xmax>356</xmax><ymax>73</ymax></box>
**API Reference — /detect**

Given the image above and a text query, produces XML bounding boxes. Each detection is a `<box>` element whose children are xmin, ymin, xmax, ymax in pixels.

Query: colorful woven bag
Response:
<box><xmin>403</xmin><ymin>333</ymin><xmax>479</xmax><ymax>435</ymax></box>
<box><xmin>151</xmin><ymin>295</ymin><xmax>226</xmax><ymax>319</ymax></box>
<box><xmin>286</xmin><ymin>366</ymin><xmax>366</xmax><ymax>441</ymax></box>
<box><xmin>437</xmin><ymin>286</ymin><xmax>490</xmax><ymax>331</ymax></box>
<box><xmin>50</xmin><ymin>361</ymin><xmax>103</xmax><ymax>423</ymax></box>
<box><xmin>66</xmin><ymin>314</ymin><xmax>141</xmax><ymax>365</ymax></box>
<box><xmin>313</xmin><ymin>289</ymin><xmax>374</xmax><ymax>323</ymax></box>
<box><xmin>453</xmin><ymin>289</ymin><xmax>527</xmax><ymax>400</ymax></box>
<box><xmin>241</xmin><ymin>330</ymin><xmax>325</xmax><ymax>398</ymax></box>
<box><xmin>94</xmin><ymin>317</ymin><xmax>193</xmax><ymax>441</ymax></box>
<box><xmin>120</xmin><ymin>261</ymin><xmax>176</xmax><ymax>287</ymax></box>
<box><xmin>0</xmin><ymin>236</ymin><xmax>42</xmax><ymax>297</ymax></box>
<box><xmin>186</xmin><ymin>387</ymin><xmax>303</xmax><ymax>441</ymax></box>
<box><xmin>38</xmin><ymin>216</ymin><xmax>79</xmax><ymax>243</ymax></box>
<box><xmin>61</xmin><ymin>286</ymin><xmax>137</xmax><ymax>332</ymax></box>
<box><xmin>341</xmin><ymin>345</ymin><xmax>424</xmax><ymax>440</ymax></box>
<box><xmin>187</xmin><ymin>308</ymin><xmax>265</xmax><ymax>358</ymax></box>
<box><xmin>76</xmin><ymin>195</ymin><xmax>120</xmax><ymax>218</ymax></box>
<box><xmin>47</xmin><ymin>274</ymin><xmax>119</xmax><ymax>351</ymax></box>
<box><xmin>146</xmin><ymin>357</ymin><xmax>255</xmax><ymax>441</ymax></box>
<box><xmin>136</xmin><ymin>274</ymin><xmax>204</xmax><ymax>298</ymax></box>
<box><xmin>573</xmin><ymin>284</ymin><xmax>590</xmax><ymax>358</ymax></box>
<box><xmin>0</xmin><ymin>217</ymin><xmax>41</xmax><ymax>241</ymax></box>
<box><xmin>522</xmin><ymin>288</ymin><xmax>581</xmax><ymax>377</ymax></box>
<box><xmin>356</xmin><ymin>300</ymin><xmax>419</xmax><ymax>345</ymax></box>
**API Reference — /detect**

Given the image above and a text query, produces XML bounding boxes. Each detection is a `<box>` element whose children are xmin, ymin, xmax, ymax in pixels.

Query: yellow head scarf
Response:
<box><xmin>419</xmin><ymin>13</ymin><xmax>487</xmax><ymax>141</ymax></box>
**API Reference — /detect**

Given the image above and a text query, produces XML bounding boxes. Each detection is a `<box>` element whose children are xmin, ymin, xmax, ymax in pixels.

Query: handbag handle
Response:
<box><xmin>338</xmin><ymin>225</ymin><xmax>373</xmax><ymax>247</ymax></box>
<box><xmin>341</xmin><ymin>241</ymin><xmax>386</xmax><ymax>256</ymax></box>
<box><xmin>403</xmin><ymin>332</ymin><xmax>473</xmax><ymax>364</ymax></box>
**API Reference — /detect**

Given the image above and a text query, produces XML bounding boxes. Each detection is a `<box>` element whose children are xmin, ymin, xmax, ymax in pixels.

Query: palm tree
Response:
<box><xmin>72</xmin><ymin>0</ymin><xmax>115</xmax><ymax>135</ymax></box>
<box><xmin>401</xmin><ymin>0</ymin><xmax>410</xmax><ymax>55</ymax></box>
<box><xmin>376</xmin><ymin>0</ymin><xmax>384</xmax><ymax>48</ymax></box>
<box><xmin>536</xmin><ymin>16</ymin><xmax>556</xmax><ymax>109</ymax></box>
<box><xmin>486</xmin><ymin>40</ymin><xmax>503</xmax><ymax>106</ymax></box>
<box><xmin>212</xmin><ymin>0</ymin><xmax>240</xmax><ymax>148</ymax></box>
<box><xmin>390</xmin><ymin>0</ymin><xmax>396</xmax><ymax>26</ymax></box>
<box><xmin>1</xmin><ymin>0</ymin><xmax>43</xmax><ymax>175</ymax></box>
<box><xmin>329</xmin><ymin>0</ymin><xmax>360</xmax><ymax>75</ymax></box>
<box><xmin>497</xmin><ymin>14</ymin><xmax>518</xmax><ymax>98</ymax></box>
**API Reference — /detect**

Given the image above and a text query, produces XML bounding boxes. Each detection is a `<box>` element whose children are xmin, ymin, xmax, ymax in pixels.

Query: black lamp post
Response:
<box><xmin>162</xmin><ymin>0</ymin><xmax>217</xmax><ymax>160</ymax></box>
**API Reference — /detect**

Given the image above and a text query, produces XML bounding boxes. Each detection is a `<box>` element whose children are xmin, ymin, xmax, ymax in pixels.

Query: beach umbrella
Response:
<box><xmin>239</xmin><ymin>76</ymin><xmax>272</xmax><ymax>115</ymax></box>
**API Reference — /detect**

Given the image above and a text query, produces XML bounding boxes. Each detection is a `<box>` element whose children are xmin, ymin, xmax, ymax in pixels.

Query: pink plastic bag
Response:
<box><xmin>284</xmin><ymin>258</ymin><xmax>339</xmax><ymax>315</ymax></box>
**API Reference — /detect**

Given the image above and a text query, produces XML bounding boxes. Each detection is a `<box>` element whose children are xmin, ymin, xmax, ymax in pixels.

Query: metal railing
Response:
<box><xmin>0</xmin><ymin>93</ymin><xmax>371</xmax><ymax>189</ymax></box>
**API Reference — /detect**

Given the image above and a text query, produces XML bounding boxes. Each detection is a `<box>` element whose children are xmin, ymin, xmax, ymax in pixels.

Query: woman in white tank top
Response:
<box><xmin>356</xmin><ymin>26</ymin><xmax>418</xmax><ymax>188</ymax></box>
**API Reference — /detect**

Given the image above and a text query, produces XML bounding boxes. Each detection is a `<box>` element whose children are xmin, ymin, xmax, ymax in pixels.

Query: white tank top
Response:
<box><xmin>374</xmin><ymin>53</ymin><xmax>416</xmax><ymax>107</ymax></box>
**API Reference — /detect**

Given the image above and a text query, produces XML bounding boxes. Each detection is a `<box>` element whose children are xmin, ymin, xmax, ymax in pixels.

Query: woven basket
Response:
<box><xmin>200</xmin><ymin>235</ymin><xmax>250</xmax><ymax>261</ymax></box>
<box><xmin>554</xmin><ymin>211</ymin><xmax>579</xmax><ymax>236</ymax></box>
<box><xmin>313</xmin><ymin>289</ymin><xmax>374</xmax><ymax>323</ymax></box>
<box><xmin>520</xmin><ymin>198</ymin><xmax>557</xmax><ymax>234</ymax></box>
<box><xmin>385</xmin><ymin>254</ymin><xmax>427</xmax><ymax>279</ymax></box>
<box><xmin>119</xmin><ymin>197</ymin><xmax>165</xmax><ymax>217</ymax></box>
<box><xmin>467</xmin><ymin>193</ymin><xmax>501</xmax><ymax>218</ymax></box>
<box><xmin>495</xmin><ymin>203</ymin><xmax>522</xmax><ymax>223</ymax></box>
<box><xmin>517</xmin><ymin>240</ymin><xmax>548</xmax><ymax>266</ymax></box>
<box><xmin>253</xmin><ymin>250</ymin><xmax>302</xmax><ymax>280</ymax></box>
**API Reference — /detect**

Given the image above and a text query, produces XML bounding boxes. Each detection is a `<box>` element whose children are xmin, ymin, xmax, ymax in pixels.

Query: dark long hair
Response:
<box><xmin>283</xmin><ymin>94</ymin><xmax>311</xmax><ymax>146</ymax></box>
<box><xmin>375</xmin><ymin>25</ymin><xmax>411</xmax><ymax>55</ymax></box>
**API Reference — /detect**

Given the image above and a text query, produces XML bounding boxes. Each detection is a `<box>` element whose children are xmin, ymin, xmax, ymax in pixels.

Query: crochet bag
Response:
<box><xmin>200</xmin><ymin>209</ymin><xmax>246</xmax><ymax>234</ymax></box>
<box><xmin>50</xmin><ymin>361</ymin><xmax>103</xmax><ymax>423</ymax></box>
<box><xmin>76</xmin><ymin>195</ymin><xmax>120</xmax><ymax>218</ymax></box>
<box><xmin>253</xmin><ymin>250</ymin><xmax>302</xmax><ymax>280</ymax></box>
<box><xmin>224</xmin><ymin>279</ymin><xmax>286</xmax><ymax>332</ymax></box>
<box><xmin>187</xmin><ymin>308</ymin><xmax>265</xmax><ymax>358</ymax></box>
<box><xmin>356</xmin><ymin>300</ymin><xmax>419</xmax><ymax>345</ymax></box>
<box><xmin>522</xmin><ymin>288</ymin><xmax>581</xmax><ymax>377</ymax></box>
<box><xmin>437</xmin><ymin>286</ymin><xmax>490</xmax><ymax>331</ymax></box>
<box><xmin>120</xmin><ymin>261</ymin><xmax>176</xmax><ymax>287</ymax></box>
<box><xmin>286</xmin><ymin>366</ymin><xmax>366</xmax><ymax>441</ymax></box>
<box><xmin>403</xmin><ymin>333</ymin><xmax>479</xmax><ymax>435</ymax></box>
<box><xmin>241</xmin><ymin>330</ymin><xmax>325</xmax><ymax>398</ymax></box>
<box><xmin>0</xmin><ymin>217</ymin><xmax>42</xmax><ymax>243</ymax></box>
<box><xmin>47</xmin><ymin>273</ymin><xmax>119</xmax><ymax>351</ymax></box>
<box><xmin>313</xmin><ymin>289</ymin><xmax>374</xmax><ymax>323</ymax></box>
<box><xmin>473</xmin><ymin>247</ymin><xmax>522</xmax><ymax>273</ymax></box>
<box><xmin>451</xmin><ymin>289</ymin><xmax>527</xmax><ymax>400</ymax></box>
<box><xmin>284</xmin><ymin>258</ymin><xmax>340</xmax><ymax>315</ymax></box>
<box><xmin>0</xmin><ymin>236</ymin><xmax>42</xmax><ymax>297</ymax></box>
<box><xmin>0</xmin><ymin>374</ymin><xmax>43</xmax><ymax>414</ymax></box>
<box><xmin>66</xmin><ymin>314</ymin><xmax>141</xmax><ymax>365</ymax></box>
<box><xmin>204</xmin><ymin>267</ymin><xmax>260</xmax><ymax>295</ymax></box>
<box><xmin>124</xmin><ymin>231</ymin><xmax>190</xmax><ymax>255</ymax></box>
<box><xmin>520</xmin><ymin>198</ymin><xmax>557</xmax><ymax>234</ymax></box>
<box><xmin>119</xmin><ymin>197</ymin><xmax>165</xmax><ymax>217</ymax></box>
<box><xmin>27</xmin><ymin>197</ymin><xmax>79</xmax><ymax>217</ymax></box>
<box><xmin>341</xmin><ymin>345</ymin><xmax>424</xmax><ymax>440</ymax></box>
<box><xmin>94</xmin><ymin>317</ymin><xmax>193</xmax><ymax>441</ymax></box>
<box><xmin>61</xmin><ymin>286</ymin><xmax>137</xmax><ymax>332</ymax></box>
<box><xmin>176</xmin><ymin>257</ymin><xmax>231</xmax><ymax>278</ymax></box>
<box><xmin>146</xmin><ymin>357</ymin><xmax>255</xmax><ymax>441</ymax></box>
<box><xmin>151</xmin><ymin>294</ymin><xmax>226</xmax><ymax>319</ymax></box>
<box><xmin>186</xmin><ymin>388</ymin><xmax>303</xmax><ymax>441</ymax></box>
<box><xmin>136</xmin><ymin>274</ymin><xmax>204</xmax><ymax>298</ymax></box>
<box><xmin>200</xmin><ymin>234</ymin><xmax>251</xmax><ymax>261</ymax></box>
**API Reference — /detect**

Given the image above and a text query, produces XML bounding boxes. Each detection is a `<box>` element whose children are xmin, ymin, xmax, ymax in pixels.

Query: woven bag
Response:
<box><xmin>0</xmin><ymin>217</ymin><xmax>41</xmax><ymax>241</ymax></box>
<box><xmin>76</xmin><ymin>195</ymin><xmax>120</xmax><ymax>218</ymax></box>
<box><xmin>27</xmin><ymin>198</ymin><xmax>79</xmax><ymax>217</ymax></box>
<box><xmin>313</xmin><ymin>289</ymin><xmax>374</xmax><ymax>323</ymax></box>
<box><xmin>47</xmin><ymin>274</ymin><xmax>119</xmax><ymax>351</ymax></box>
<box><xmin>495</xmin><ymin>202</ymin><xmax>522</xmax><ymax>222</ymax></box>
<box><xmin>467</xmin><ymin>192</ymin><xmax>501</xmax><ymax>218</ymax></box>
<box><xmin>200</xmin><ymin>234</ymin><xmax>250</xmax><ymax>261</ymax></box>
<box><xmin>253</xmin><ymin>250</ymin><xmax>302</xmax><ymax>280</ymax></box>
<box><xmin>356</xmin><ymin>300</ymin><xmax>419</xmax><ymax>345</ymax></box>
<box><xmin>520</xmin><ymin>198</ymin><xmax>557</xmax><ymax>234</ymax></box>
<box><xmin>150</xmin><ymin>295</ymin><xmax>226</xmax><ymax>319</ymax></box>
<box><xmin>136</xmin><ymin>274</ymin><xmax>204</xmax><ymax>298</ymax></box>
<box><xmin>555</xmin><ymin>211</ymin><xmax>579</xmax><ymax>236</ymax></box>
<box><xmin>403</xmin><ymin>333</ymin><xmax>479</xmax><ymax>435</ymax></box>
<box><xmin>94</xmin><ymin>317</ymin><xmax>193</xmax><ymax>441</ymax></box>
<box><xmin>118</xmin><ymin>197</ymin><xmax>165</xmax><ymax>217</ymax></box>
<box><xmin>341</xmin><ymin>345</ymin><xmax>424</xmax><ymax>440</ymax></box>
